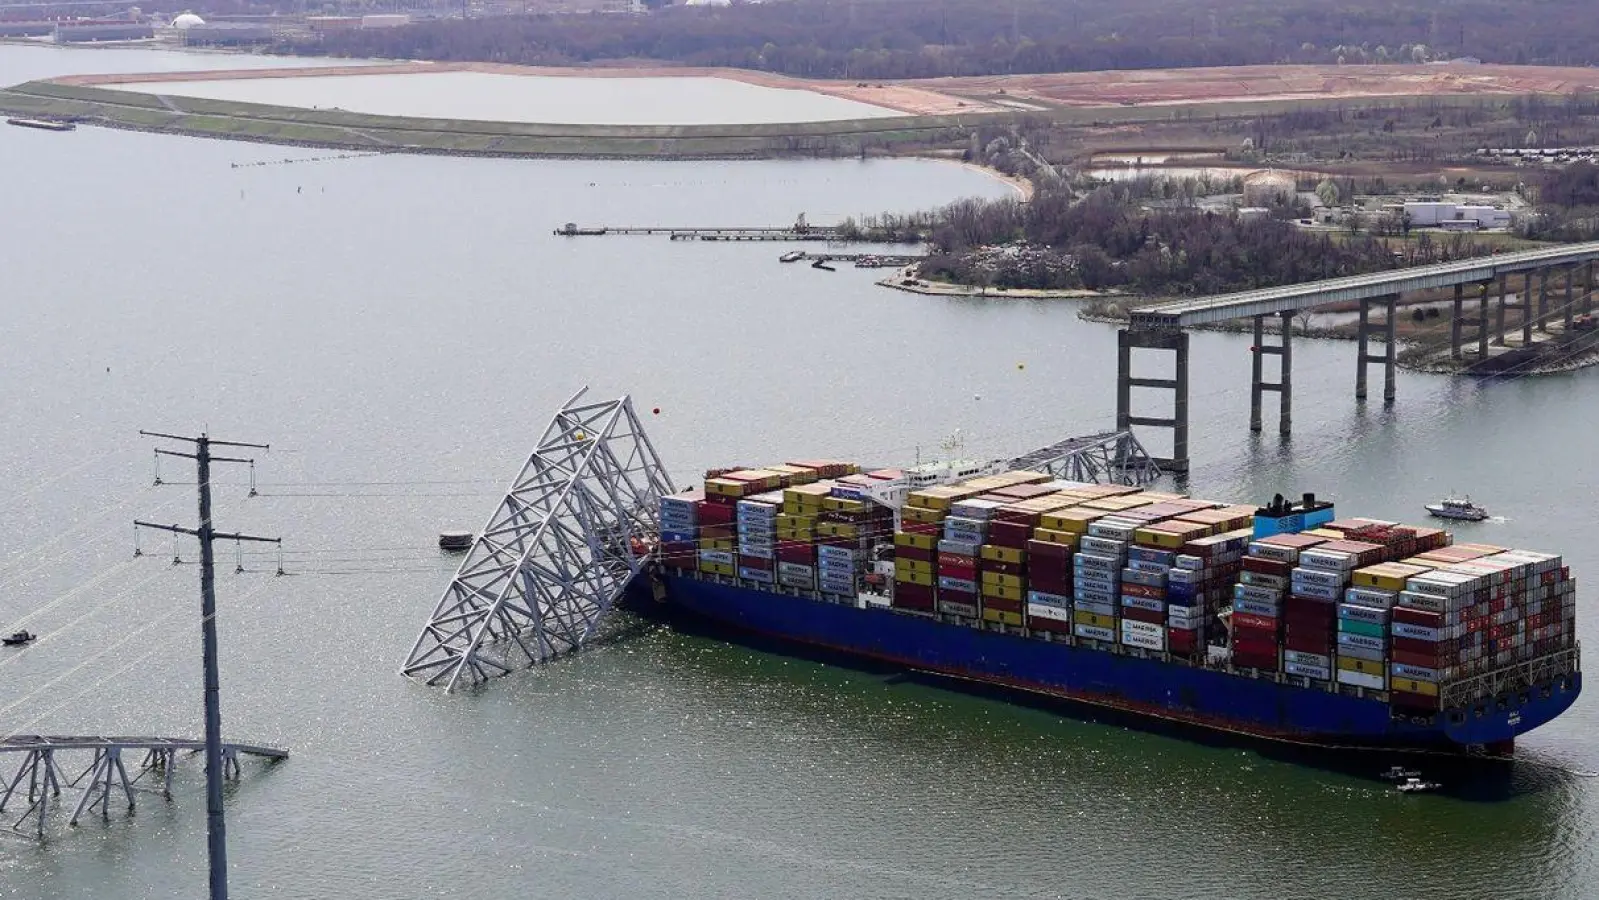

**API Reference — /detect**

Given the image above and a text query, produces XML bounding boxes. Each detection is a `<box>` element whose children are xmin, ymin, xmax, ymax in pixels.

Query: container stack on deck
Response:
<box><xmin>662</xmin><ymin>464</ymin><xmax>1577</xmax><ymax>719</ymax></box>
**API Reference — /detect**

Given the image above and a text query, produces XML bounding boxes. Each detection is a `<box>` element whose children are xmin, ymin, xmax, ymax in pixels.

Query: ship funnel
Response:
<box><xmin>1302</xmin><ymin>492</ymin><xmax>1316</xmax><ymax>508</ymax></box>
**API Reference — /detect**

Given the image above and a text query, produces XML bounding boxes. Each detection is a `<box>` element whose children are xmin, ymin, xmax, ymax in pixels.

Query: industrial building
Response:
<box><xmin>1401</xmin><ymin>201</ymin><xmax>1512</xmax><ymax>231</ymax></box>
<box><xmin>181</xmin><ymin>22</ymin><xmax>274</xmax><ymax>45</ymax></box>
<box><xmin>53</xmin><ymin>21</ymin><xmax>154</xmax><ymax>42</ymax></box>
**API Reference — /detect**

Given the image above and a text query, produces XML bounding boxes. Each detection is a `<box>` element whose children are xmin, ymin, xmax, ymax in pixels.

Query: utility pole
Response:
<box><xmin>136</xmin><ymin>431</ymin><xmax>279</xmax><ymax>900</ymax></box>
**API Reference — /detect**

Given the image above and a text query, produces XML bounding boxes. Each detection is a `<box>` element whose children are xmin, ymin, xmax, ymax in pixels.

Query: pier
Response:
<box><xmin>1116</xmin><ymin>240</ymin><xmax>1599</xmax><ymax>473</ymax></box>
<box><xmin>556</xmin><ymin>212</ymin><xmax>853</xmax><ymax>242</ymax></box>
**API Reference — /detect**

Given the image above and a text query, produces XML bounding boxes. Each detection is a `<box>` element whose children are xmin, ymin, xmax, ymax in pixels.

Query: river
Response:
<box><xmin>1</xmin><ymin>44</ymin><xmax>1597</xmax><ymax>900</ymax></box>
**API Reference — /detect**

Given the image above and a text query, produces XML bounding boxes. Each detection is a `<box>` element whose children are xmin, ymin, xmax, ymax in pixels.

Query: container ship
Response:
<box><xmin>645</xmin><ymin>461</ymin><xmax>1581</xmax><ymax>755</ymax></box>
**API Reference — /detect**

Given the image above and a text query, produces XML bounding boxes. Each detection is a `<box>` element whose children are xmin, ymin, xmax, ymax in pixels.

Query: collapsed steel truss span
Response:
<box><xmin>0</xmin><ymin>736</ymin><xmax>286</xmax><ymax>839</ymax></box>
<box><xmin>1008</xmin><ymin>431</ymin><xmax>1162</xmax><ymax>486</ymax></box>
<box><xmin>401</xmin><ymin>390</ymin><xmax>674</xmax><ymax>691</ymax></box>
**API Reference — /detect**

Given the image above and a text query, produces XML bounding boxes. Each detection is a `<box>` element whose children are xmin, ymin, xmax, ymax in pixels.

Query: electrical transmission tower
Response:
<box><xmin>135</xmin><ymin>431</ymin><xmax>280</xmax><ymax>900</ymax></box>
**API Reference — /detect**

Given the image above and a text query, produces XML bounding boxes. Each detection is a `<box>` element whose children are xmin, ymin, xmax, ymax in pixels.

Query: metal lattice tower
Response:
<box><xmin>1008</xmin><ymin>431</ymin><xmax>1162</xmax><ymax>486</ymax></box>
<box><xmin>402</xmin><ymin>390</ymin><xmax>674</xmax><ymax>691</ymax></box>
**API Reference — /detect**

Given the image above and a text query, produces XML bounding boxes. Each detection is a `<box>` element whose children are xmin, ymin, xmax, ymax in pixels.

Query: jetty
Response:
<box><xmin>6</xmin><ymin>117</ymin><xmax>74</xmax><ymax>132</ymax></box>
<box><xmin>555</xmin><ymin>213</ymin><xmax>846</xmax><ymax>242</ymax></box>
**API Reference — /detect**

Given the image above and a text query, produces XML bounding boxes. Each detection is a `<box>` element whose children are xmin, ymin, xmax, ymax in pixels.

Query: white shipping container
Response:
<box><xmin>1336</xmin><ymin>669</ymin><xmax>1387</xmax><ymax>690</ymax></box>
<box><xmin>739</xmin><ymin>544</ymin><xmax>775</xmax><ymax>559</ymax></box>
<box><xmin>1027</xmin><ymin>603</ymin><xmax>1072</xmax><ymax>622</ymax></box>
<box><xmin>1120</xmin><ymin>619</ymin><xmax>1164</xmax><ymax>639</ymax></box>
<box><xmin>1284</xmin><ymin>661</ymin><xmax>1331</xmax><ymax>680</ymax></box>
<box><xmin>1120</xmin><ymin>629</ymin><xmax>1166</xmax><ymax>651</ymax></box>
<box><xmin>1284</xmin><ymin>649</ymin><xmax>1331</xmax><ymax>667</ymax></box>
<box><xmin>777</xmin><ymin>562</ymin><xmax>814</xmax><ymax>577</ymax></box>
<box><xmin>698</xmin><ymin>550</ymin><xmax>735</xmax><ymax>565</ymax></box>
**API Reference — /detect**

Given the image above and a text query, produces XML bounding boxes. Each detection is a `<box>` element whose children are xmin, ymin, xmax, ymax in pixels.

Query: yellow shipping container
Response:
<box><xmin>979</xmin><ymin>544</ymin><xmax>1026</xmax><ymax>564</ymax></box>
<box><xmin>895</xmin><ymin>568</ymin><xmax>935</xmax><ymax>587</ymax></box>
<box><xmin>1031</xmin><ymin>528</ymin><xmax>1080</xmax><ymax>547</ymax></box>
<box><xmin>980</xmin><ymin>571</ymin><xmax>1023</xmax><ymax>589</ymax></box>
<box><xmin>705</xmin><ymin>477</ymin><xmax>751</xmax><ymax>499</ymax></box>
<box><xmin>777</xmin><ymin>527</ymin><xmax>814</xmax><ymax>540</ymax></box>
<box><xmin>727</xmin><ymin>469</ymin><xmax>784</xmax><ymax>490</ymax></box>
<box><xmin>898</xmin><ymin>558</ymin><xmax>933</xmax><ymax>575</ymax></box>
<box><xmin>981</xmin><ymin>583</ymin><xmax>1024</xmax><ymax>601</ymax></box>
<box><xmin>1352</xmin><ymin>562</ymin><xmax>1433</xmax><ymax>592</ymax></box>
<box><xmin>783</xmin><ymin>482</ymin><xmax>832</xmax><ymax>503</ymax></box>
<box><xmin>768</xmin><ymin>464</ymin><xmax>818</xmax><ymax>485</ymax></box>
<box><xmin>982</xmin><ymin>609</ymin><xmax>1024</xmax><ymax>627</ymax></box>
<box><xmin>901</xmin><ymin>505</ymin><xmax>947</xmax><ymax>525</ymax></box>
<box><xmin>699</xmin><ymin>561</ymin><xmax>736</xmax><ymax>576</ymax></box>
<box><xmin>1083</xmin><ymin>495</ymin><xmax>1153</xmax><ymax>512</ymax></box>
<box><xmin>776</xmin><ymin>513</ymin><xmax>814</xmax><ymax>528</ymax></box>
<box><xmin>1337</xmin><ymin>656</ymin><xmax>1386</xmax><ymax>676</ymax></box>
<box><xmin>1389</xmin><ymin>676</ymin><xmax>1440</xmax><ymax>697</ymax></box>
<box><xmin>1040</xmin><ymin>507</ymin><xmax>1108</xmax><ymax>533</ymax></box>
<box><xmin>823</xmin><ymin>496</ymin><xmax>869</xmax><ymax>514</ymax></box>
<box><xmin>699</xmin><ymin>537</ymin><xmax>735</xmax><ymax>551</ymax></box>
<box><xmin>818</xmin><ymin>522</ymin><xmax>858</xmax><ymax>538</ymax></box>
<box><xmin>1074</xmin><ymin>610</ymin><xmax>1117</xmax><ymax>629</ymax></box>
<box><xmin>1303</xmin><ymin>528</ymin><xmax>1345</xmax><ymax>539</ymax></box>
<box><xmin>894</xmin><ymin>531</ymin><xmax>937</xmax><ymax>551</ymax></box>
<box><xmin>1169</xmin><ymin>518</ymin><xmax>1219</xmax><ymax>538</ymax></box>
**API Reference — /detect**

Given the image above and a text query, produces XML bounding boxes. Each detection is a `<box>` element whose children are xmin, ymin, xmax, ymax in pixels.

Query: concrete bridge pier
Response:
<box><xmin>1522</xmin><ymin>271</ymin><xmax>1535</xmax><ymax>346</ymax></box>
<box><xmin>1117</xmin><ymin>329</ymin><xmax>1189</xmax><ymax>474</ymax></box>
<box><xmin>1355</xmin><ymin>294</ymin><xmax>1397</xmax><ymax>404</ymax></box>
<box><xmin>1494</xmin><ymin>273</ymin><xmax>1509</xmax><ymax>345</ymax></box>
<box><xmin>1248</xmin><ymin>311</ymin><xmax>1293</xmax><ymax>436</ymax></box>
<box><xmin>1476</xmin><ymin>280</ymin><xmax>1491</xmax><ymax>360</ymax></box>
<box><xmin>1450</xmin><ymin>284</ymin><xmax>1464</xmax><ymax>359</ymax></box>
<box><xmin>1586</xmin><ymin>262</ymin><xmax>1595</xmax><ymax>315</ymax></box>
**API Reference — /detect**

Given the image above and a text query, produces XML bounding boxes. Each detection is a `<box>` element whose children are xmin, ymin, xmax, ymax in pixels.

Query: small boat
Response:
<box><xmin>1396</xmin><ymin>777</ymin><xmax>1441</xmax><ymax>794</ymax></box>
<box><xmin>1425</xmin><ymin>495</ymin><xmax>1489</xmax><ymax>521</ymax></box>
<box><xmin>2</xmin><ymin>630</ymin><xmax>36</xmax><ymax>646</ymax></box>
<box><xmin>6</xmin><ymin>117</ymin><xmax>75</xmax><ymax>133</ymax></box>
<box><xmin>779</xmin><ymin>251</ymin><xmax>805</xmax><ymax>263</ymax></box>
<box><xmin>811</xmin><ymin>259</ymin><xmax>836</xmax><ymax>272</ymax></box>
<box><xmin>1379</xmin><ymin>765</ymin><xmax>1422</xmax><ymax>781</ymax></box>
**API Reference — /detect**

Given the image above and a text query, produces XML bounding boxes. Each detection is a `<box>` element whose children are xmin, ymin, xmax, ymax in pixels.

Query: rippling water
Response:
<box><xmin>1</xmin><ymin>44</ymin><xmax>1597</xmax><ymax>900</ymax></box>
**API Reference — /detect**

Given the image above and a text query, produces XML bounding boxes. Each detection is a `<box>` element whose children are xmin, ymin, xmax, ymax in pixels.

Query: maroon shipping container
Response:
<box><xmin>698</xmin><ymin>501</ymin><xmax>736</xmax><ymax>525</ymax></box>
<box><xmin>992</xmin><ymin>508</ymin><xmax>1043</xmax><ymax>527</ymax></box>
<box><xmin>982</xmin><ymin>596</ymin><xmax>1023</xmax><ymax>614</ymax></box>
<box><xmin>1392</xmin><ymin>635</ymin><xmax>1447</xmax><ymax>654</ymax></box>
<box><xmin>1243</xmin><ymin>557</ymin><xmax>1294</xmax><ymax>577</ymax></box>
<box><xmin>1030</xmin><ymin>575</ymin><xmax>1072</xmax><ymax>595</ymax></box>
<box><xmin>1168</xmin><ymin>627</ymin><xmax>1199</xmax><ymax>651</ymax></box>
<box><xmin>1390</xmin><ymin>690</ymin><xmax>1442</xmax><ymax>712</ymax></box>
<box><xmin>1233</xmin><ymin>650</ymin><xmax>1279</xmax><ymax>670</ymax></box>
<box><xmin>937</xmin><ymin>552</ymin><xmax>976</xmax><ymax>568</ymax></box>
<box><xmin>894</xmin><ymin>583</ymin><xmax>935</xmax><ymax>604</ymax></box>
<box><xmin>1392</xmin><ymin>649</ymin><xmax>1452</xmax><ymax>668</ymax></box>
<box><xmin>701</xmin><ymin>525</ymin><xmax>733</xmax><ymax>540</ymax></box>
<box><xmin>1029</xmin><ymin>616</ymin><xmax>1073</xmax><ymax>636</ymax></box>
<box><xmin>738</xmin><ymin>554</ymin><xmax>774</xmax><ymax>571</ymax></box>
<box><xmin>1284</xmin><ymin>631</ymin><xmax>1333</xmax><ymax>654</ymax></box>
<box><xmin>986</xmin><ymin>520</ymin><xmax>1033</xmax><ymax>548</ymax></box>
<box><xmin>1233</xmin><ymin>634</ymin><xmax>1279</xmax><ymax>657</ymax></box>
<box><xmin>1122</xmin><ymin>605</ymin><xmax>1165</xmax><ymax>625</ymax></box>
<box><xmin>902</xmin><ymin>521</ymin><xmax>941</xmax><ymax>537</ymax></box>
<box><xmin>1123</xmin><ymin>583</ymin><xmax>1165</xmax><ymax>600</ymax></box>
<box><xmin>776</xmin><ymin>542</ymin><xmax>815</xmax><ymax>564</ymax></box>
<box><xmin>1393</xmin><ymin>607</ymin><xmax>1443</xmax><ymax>628</ymax></box>
<box><xmin>981</xmin><ymin>560</ymin><xmax>1026</xmax><ymax>576</ymax></box>
<box><xmin>939</xmin><ymin>563</ymin><xmax>978</xmax><ymax>582</ymax></box>
<box><xmin>896</xmin><ymin>546</ymin><xmax>934</xmax><ymax>564</ymax></box>
<box><xmin>1026</xmin><ymin>539</ymin><xmax>1073</xmax><ymax>560</ymax></box>
<box><xmin>941</xmin><ymin>587</ymin><xmax>980</xmax><ymax>605</ymax></box>
<box><xmin>1029</xmin><ymin>559</ymin><xmax>1072</xmax><ymax>578</ymax></box>
<box><xmin>1233</xmin><ymin>611</ymin><xmax>1278</xmax><ymax>631</ymax></box>
<box><xmin>990</xmin><ymin>483</ymin><xmax>1056</xmax><ymax>500</ymax></box>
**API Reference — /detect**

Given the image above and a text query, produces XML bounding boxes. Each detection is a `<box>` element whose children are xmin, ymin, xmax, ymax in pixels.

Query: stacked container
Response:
<box><xmin>945</xmin><ymin>497</ymin><xmax>998</xmax><ymax>619</ymax></box>
<box><xmin>979</xmin><ymin>505</ymin><xmax>1032</xmax><ymax>628</ymax></box>
<box><xmin>1021</xmin><ymin>496</ymin><xmax>1084</xmax><ymax>636</ymax></box>
<box><xmin>777</xmin><ymin>480</ymin><xmax>827</xmax><ymax>590</ymax></box>
<box><xmin>736</xmin><ymin>491</ymin><xmax>782</xmax><ymax>585</ymax></box>
<box><xmin>658</xmin><ymin>488</ymin><xmax>701</xmax><ymax>570</ymax></box>
<box><xmin>1075</xmin><ymin>515</ymin><xmax>1136</xmax><ymax>644</ymax></box>
<box><xmin>1235</xmin><ymin>533</ymin><xmax>1323</xmax><ymax>671</ymax></box>
<box><xmin>892</xmin><ymin>528</ymin><xmax>938</xmax><ymax>613</ymax></box>
<box><xmin>816</xmin><ymin>544</ymin><xmax>857</xmax><ymax>597</ymax></box>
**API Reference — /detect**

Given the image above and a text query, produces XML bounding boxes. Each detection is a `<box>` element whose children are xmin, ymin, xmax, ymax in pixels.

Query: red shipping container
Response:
<box><xmin>1393</xmin><ymin>607</ymin><xmax>1442</xmax><ymax>627</ymax></box>
<box><xmin>1284</xmin><ymin>607</ymin><xmax>1336</xmax><ymax>631</ymax></box>
<box><xmin>1233</xmin><ymin>612</ymin><xmax>1278</xmax><ymax>631</ymax></box>
<box><xmin>1026</xmin><ymin>539</ymin><xmax>1073</xmax><ymax>560</ymax></box>
<box><xmin>982</xmin><ymin>560</ymin><xmax>1026</xmax><ymax>576</ymax></box>
<box><xmin>698</xmin><ymin>501</ymin><xmax>736</xmax><ymax>525</ymax></box>
<box><xmin>701</xmin><ymin>525</ymin><xmax>733</xmax><ymax>540</ymax></box>
<box><xmin>1392</xmin><ymin>649</ymin><xmax>1450</xmax><ymax>668</ymax></box>
<box><xmin>942</xmin><ymin>587</ymin><xmax>979</xmax><ymax>605</ymax></box>
<box><xmin>1029</xmin><ymin>564</ymin><xmax>1072</xmax><ymax>584</ymax></box>
<box><xmin>1123</xmin><ymin>605</ymin><xmax>1165</xmax><ymax>625</ymax></box>
<box><xmin>1284</xmin><ymin>631</ymin><xmax>1333</xmax><ymax>654</ymax></box>
<box><xmin>896</xmin><ymin>546</ymin><xmax>934</xmax><ymax>564</ymax></box>
<box><xmin>1121</xmin><ymin>583</ymin><xmax>1164</xmax><ymax>599</ymax></box>
<box><xmin>987</xmin><ymin>520</ymin><xmax>1033</xmax><ymax>548</ymax></box>
<box><xmin>993</xmin><ymin>509</ymin><xmax>1043</xmax><ymax>527</ymax></box>
<box><xmin>1243</xmin><ymin>557</ymin><xmax>1294</xmax><ymax>577</ymax></box>
<box><xmin>777</xmin><ymin>543</ymin><xmax>815</xmax><ymax>564</ymax></box>
<box><xmin>937</xmin><ymin>552</ymin><xmax>976</xmax><ymax>568</ymax></box>
<box><xmin>1233</xmin><ymin>651</ymin><xmax>1279</xmax><ymax>670</ymax></box>
<box><xmin>901</xmin><ymin>521</ymin><xmax>941</xmax><ymax>537</ymax></box>
<box><xmin>939</xmin><ymin>563</ymin><xmax>978</xmax><ymax>582</ymax></box>
<box><xmin>894</xmin><ymin>583</ymin><xmax>935</xmax><ymax>604</ymax></box>
<box><xmin>983</xmin><ymin>596</ymin><xmax>1023</xmax><ymax>614</ymax></box>
<box><xmin>738</xmin><ymin>554</ymin><xmax>774</xmax><ymax>571</ymax></box>
<box><xmin>1168</xmin><ymin>628</ymin><xmax>1198</xmax><ymax>651</ymax></box>
<box><xmin>1392</xmin><ymin>635</ymin><xmax>1442</xmax><ymax>654</ymax></box>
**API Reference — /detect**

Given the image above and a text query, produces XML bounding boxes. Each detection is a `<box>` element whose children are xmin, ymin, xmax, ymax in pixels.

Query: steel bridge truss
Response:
<box><xmin>401</xmin><ymin>390</ymin><xmax>675</xmax><ymax>692</ymax></box>
<box><xmin>1008</xmin><ymin>430</ymin><xmax>1162</xmax><ymax>486</ymax></box>
<box><xmin>0</xmin><ymin>736</ymin><xmax>286</xmax><ymax>839</ymax></box>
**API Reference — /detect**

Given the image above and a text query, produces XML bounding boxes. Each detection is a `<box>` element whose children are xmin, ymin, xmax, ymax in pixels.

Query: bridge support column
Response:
<box><xmin>1450</xmin><ymin>283</ymin><xmax>1464</xmax><ymax>359</ymax></box>
<box><xmin>1523</xmin><ymin>272</ymin><xmax>1535</xmax><ymax>347</ymax></box>
<box><xmin>1356</xmin><ymin>295</ymin><xmax>1397</xmax><ymax>404</ymax></box>
<box><xmin>1564</xmin><ymin>264</ymin><xmax>1576</xmax><ymax>331</ymax></box>
<box><xmin>1586</xmin><ymin>262</ymin><xmax>1594</xmax><ymax>314</ymax></box>
<box><xmin>1476</xmin><ymin>281</ymin><xmax>1491</xmax><ymax>361</ymax></box>
<box><xmin>1117</xmin><ymin>328</ymin><xmax>1189</xmax><ymax>474</ymax></box>
<box><xmin>1248</xmin><ymin>313</ymin><xmax>1293</xmax><ymax>436</ymax></box>
<box><xmin>1539</xmin><ymin>269</ymin><xmax>1551</xmax><ymax>334</ymax></box>
<box><xmin>1494</xmin><ymin>274</ymin><xmax>1508</xmax><ymax>346</ymax></box>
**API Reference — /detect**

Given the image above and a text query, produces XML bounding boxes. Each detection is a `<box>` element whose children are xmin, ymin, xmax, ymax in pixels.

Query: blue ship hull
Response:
<box><xmin>653</xmin><ymin>574</ymin><xmax>1581</xmax><ymax>752</ymax></box>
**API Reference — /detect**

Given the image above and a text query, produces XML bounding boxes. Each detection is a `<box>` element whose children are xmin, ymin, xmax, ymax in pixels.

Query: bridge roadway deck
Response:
<box><xmin>0</xmin><ymin>735</ymin><xmax>287</xmax><ymax>758</ymax></box>
<box><xmin>1129</xmin><ymin>240</ymin><xmax>1599</xmax><ymax>328</ymax></box>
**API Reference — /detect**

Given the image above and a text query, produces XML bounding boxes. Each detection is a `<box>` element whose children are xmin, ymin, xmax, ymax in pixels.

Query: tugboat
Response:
<box><xmin>1396</xmin><ymin>776</ymin><xmax>1441</xmax><ymax>794</ymax></box>
<box><xmin>1425</xmin><ymin>494</ymin><xmax>1489</xmax><ymax>521</ymax></box>
<box><xmin>2</xmin><ymin>630</ymin><xmax>36</xmax><ymax>646</ymax></box>
<box><xmin>778</xmin><ymin>250</ymin><xmax>805</xmax><ymax>263</ymax></box>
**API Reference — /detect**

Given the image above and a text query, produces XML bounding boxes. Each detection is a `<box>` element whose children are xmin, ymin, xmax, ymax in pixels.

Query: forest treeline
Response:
<box><xmin>287</xmin><ymin>0</ymin><xmax>1599</xmax><ymax>79</ymax></box>
<box><xmin>908</xmin><ymin>183</ymin><xmax>1497</xmax><ymax>294</ymax></box>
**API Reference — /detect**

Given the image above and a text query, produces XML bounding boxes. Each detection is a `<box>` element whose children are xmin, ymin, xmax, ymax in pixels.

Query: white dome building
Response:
<box><xmin>1241</xmin><ymin>170</ymin><xmax>1297</xmax><ymax>208</ymax></box>
<box><xmin>171</xmin><ymin>13</ymin><xmax>205</xmax><ymax>29</ymax></box>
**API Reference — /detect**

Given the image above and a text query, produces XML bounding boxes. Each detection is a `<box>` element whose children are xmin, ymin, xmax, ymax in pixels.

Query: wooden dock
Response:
<box><xmin>555</xmin><ymin>224</ymin><xmax>842</xmax><ymax>240</ymax></box>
